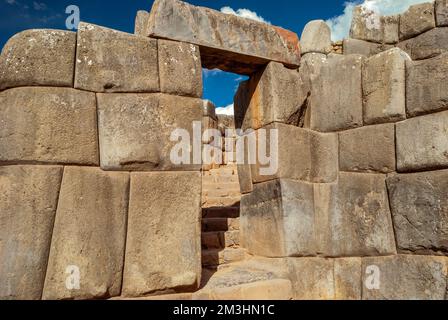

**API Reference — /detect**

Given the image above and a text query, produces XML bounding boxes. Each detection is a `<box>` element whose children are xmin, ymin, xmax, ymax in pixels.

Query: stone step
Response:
<box><xmin>202</xmin><ymin>187</ymin><xmax>241</xmax><ymax>198</ymax></box>
<box><xmin>202</xmin><ymin>174</ymin><xmax>239</xmax><ymax>184</ymax></box>
<box><xmin>202</xmin><ymin>196</ymin><xmax>241</xmax><ymax>208</ymax></box>
<box><xmin>209</xmin><ymin>167</ymin><xmax>238</xmax><ymax>177</ymax></box>
<box><xmin>202</xmin><ymin>248</ymin><xmax>246</xmax><ymax>267</ymax></box>
<box><xmin>201</xmin><ymin>231</ymin><xmax>240</xmax><ymax>249</ymax></box>
<box><xmin>202</xmin><ymin>217</ymin><xmax>240</xmax><ymax>232</ymax></box>
<box><xmin>202</xmin><ymin>207</ymin><xmax>239</xmax><ymax>218</ymax></box>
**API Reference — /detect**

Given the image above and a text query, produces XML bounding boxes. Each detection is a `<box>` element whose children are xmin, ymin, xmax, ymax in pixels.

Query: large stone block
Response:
<box><xmin>350</xmin><ymin>6</ymin><xmax>383</xmax><ymax>43</ymax></box>
<box><xmin>362</xmin><ymin>48</ymin><xmax>408</xmax><ymax>124</ymax></box>
<box><xmin>382</xmin><ymin>15</ymin><xmax>400</xmax><ymax>44</ymax></box>
<box><xmin>0</xmin><ymin>29</ymin><xmax>76</xmax><ymax>91</ymax></box>
<box><xmin>436</xmin><ymin>0</ymin><xmax>448</xmax><ymax>26</ymax></box>
<box><xmin>146</xmin><ymin>0</ymin><xmax>300</xmax><ymax>74</ymax></box>
<box><xmin>343</xmin><ymin>39</ymin><xmax>393</xmax><ymax>57</ymax></box>
<box><xmin>0</xmin><ymin>87</ymin><xmax>98</xmax><ymax>165</ymax></box>
<box><xmin>396</xmin><ymin>111</ymin><xmax>448</xmax><ymax>172</ymax></box>
<box><xmin>75</xmin><ymin>22</ymin><xmax>159</xmax><ymax>93</ymax></box>
<box><xmin>123</xmin><ymin>172</ymin><xmax>201</xmax><ymax>297</ymax></box>
<box><xmin>234</xmin><ymin>62</ymin><xmax>310</xmax><ymax>131</ymax></box>
<box><xmin>42</xmin><ymin>167</ymin><xmax>129</xmax><ymax>300</ymax></box>
<box><xmin>309</xmin><ymin>54</ymin><xmax>364</xmax><ymax>132</ymax></box>
<box><xmin>240</xmin><ymin>179</ymin><xmax>315</xmax><ymax>258</ymax></box>
<box><xmin>314</xmin><ymin>173</ymin><xmax>396</xmax><ymax>257</ymax></box>
<box><xmin>386</xmin><ymin>171</ymin><xmax>448</xmax><ymax>255</ymax></box>
<box><xmin>0</xmin><ymin>166</ymin><xmax>63</xmax><ymax>300</ymax></box>
<box><xmin>339</xmin><ymin>124</ymin><xmax>396</xmax><ymax>173</ymax></box>
<box><xmin>399</xmin><ymin>2</ymin><xmax>436</xmax><ymax>40</ymax></box>
<box><xmin>97</xmin><ymin>93</ymin><xmax>202</xmax><ymax>171</ymax></box>
<box><xmin>300</xmin><ymin>20</ymin><xmax>332</xmax><ymax>55</ymax></box>
<box><xmin>398</xmin><ymin>27</ymin><xmax>448</xmax><ymax>60</ymax></box>
<box><xmin>406</xmin><ymin>53</ymin><xmax>448</xmax><ymax>117</ymax></box>
<box><xmin>158</xmin><ymin>39</ymin><xmax>202</xmax><ymax>98</ymax></box>
<box><xmin>362</xmin><ymin>255</ymin><xmax>447</xmax><ymax>300</ymax></box>
<box><xmin>134</xmin><ymin>10</ymin><xmax>151</xmax><ymax>36</ymax></box>
<box><xmin>250</xmin><ymin>123</ymin><xmax>338</xmax><ymax>184</ymax></box>
<box><xmin>334</xmin><ymin>258</ymin><xmax>362</xmax><ymax>300</ymax></box>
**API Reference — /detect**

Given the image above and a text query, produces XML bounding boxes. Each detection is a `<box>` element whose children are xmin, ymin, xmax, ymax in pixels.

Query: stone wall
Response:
<box><xmin>0</xmin><ymin>22</ymin><xmax>204</xmax><ymax>300</ymax></box>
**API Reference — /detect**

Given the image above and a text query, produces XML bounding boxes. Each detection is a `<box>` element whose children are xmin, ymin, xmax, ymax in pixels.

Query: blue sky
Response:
<box><xmin>0</xmin><ymin>0</ymin><xmax>427</xmax><ymax>111</ymax></box>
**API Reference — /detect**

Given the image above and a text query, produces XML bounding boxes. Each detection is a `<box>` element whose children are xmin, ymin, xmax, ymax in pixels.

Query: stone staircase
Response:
<box><xmin>201</xmin><ymin>163</ymin><xmax>246</xmax><ymax>269</ymax></box>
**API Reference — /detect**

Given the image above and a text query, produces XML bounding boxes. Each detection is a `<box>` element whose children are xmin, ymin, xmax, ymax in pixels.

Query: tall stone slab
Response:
<box><xmin>43</xmin><ymin>167</ymin><xmax>129</xmax><ymax>300</ymax></box>
<box><xmin>0</xmin><ymin>166</ymin><xmax>63</xmax><ymax>300</ymax></box>
<box><xmin>145</xmin><ymin>0</ymin><xmax>300</xmax><ymax>74</ymax></box>
<box><xmin>0</xmin><ymin>87</ymin><xmax>98</xmax><ymax>165</ymax></box>
<box><xmin>75</xmin><ymin>22</ymin><xmax>159</xmax><ymax>93</ymax></box>
<box><xmin>386</xmin><ymin>171</ymin><xmax>448</xmax><ymax>255</ymax></box>
<box><xmin>399</xmin><ymin>2</ymin><xmax>436</xmax><ymax>40</ymax></box>
<box><xmin>0</xmin><ymin>29</ymin><xmax>76</xmax><ymax>91</ymax></box>
<box><xmin>436</xmin><ymin>0</ymin><xmax>448</xmax><ymax>26</ymax></box>
<box><xmin>398</xmin><ymin>27</ymin><xmax>448</xmax><ymax>60</ymax></box>
<box><xmin>240</xmin><ymin>180</ymin><xmax>316</xmax><ymax>258</ymax></box>
<box><xmin>123</xmin><ymin>172</ymin><xmax>202</xmax><ymax>297</ymax></box>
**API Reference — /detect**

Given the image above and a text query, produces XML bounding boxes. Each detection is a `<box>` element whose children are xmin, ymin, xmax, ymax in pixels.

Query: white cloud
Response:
<box><xmin>220</xmin><ymin>6</ymin><xmax>271</xmax><ymax>24</ymax></box>
<box><xmin>5</xmin><ymin>0</ymin><xmax>18</xmax><ymax>5</ymax></box>
<box><xmin>202</xmin><ymin>68</ymin><xmax>223</xmax><ymax>79</ymax></box>
<box><xmin>326</xmin><ymin>0</ymin><xmax>432</xmax><ymax>41</ymax></box>
<box><xmin>33</xmin><ymin>1</ymin><xmax>47</xmax><ymax>11</ymax></box>
<box><xmin>216</xmin><ymin>104</ymin><xmax>234</xmax><ymax>116</ymax></box>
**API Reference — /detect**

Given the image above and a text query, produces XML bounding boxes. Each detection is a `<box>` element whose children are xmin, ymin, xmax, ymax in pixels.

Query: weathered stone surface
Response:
<box><xmin>300</xmin><ymin>53</ymin><xmax>327</xmax><ymax>82</ymax></box>
<box><xmin>314</xmin><ymin>173</ymin><xmax>396</xmax><ymax>257</ymax></box>
<box><xmin>339</xmin><ymin>124</ymin><xmax>396</xmax><ymax>173</ymax></box>
<box><xmin>158</xmin><ymin>40</ymin><xmax>202</xmax><ymax>98</ymax></box>
<box><xmin>97</xmin><ymin>93</ymin><xmax>202</xmax><ymax>171</ymax></box>
<box><xmin>123</xmin><ymin>172</ymin><xmax>201</xmax><ymax>297</ymax></box>
<box><xmin>300</xmin><ymin>20</ymin><xmax>332</xmax><ymax>54</ymax></box>
<box><xmin>0</xmin><ymin>29</ymin><xmax>76</xmax><ymax>90</ymax></box>
<box><xmin>147</xmin><ymin>0</ymin><xmax>301</xmax><ymax>74</ymax></box>
<box><xmin>362</xmin><ymin>255</ymin><xmax>448</xmax><ymax>300</ymax></box>
<box><xmin>237</xmin><ymin>163</ymin><xmax>253</xmax><ymax>194</ymax></box>
<box><xmin>406</xmin><ymin>53</ymin><xmax>448</xmax><ymax>117</ymax></box>
<box><xmin>363</xmin><ymin>48</ymin><xmax>408</xmax><ymax>124</ymax></box>
<box><xmin>436</xmin><ymin>0</ymin><xmax>448</xmax><ymax>26</ymax></box>
<box><xmin>0</xmin><ymin>87</ymin><xmax>98</xmax><ymax>165</ymax></box>
<box><xmin>386</xmin><ymin>171</ymin><xmax>448</xmax><ymax>255</ymax></box>
<box><xmin>203</xmin><ymin>99</ymin><xmax>217</xmax><ymax>119</ymax></box>
<box><xmin>287</xmin><ymin>258</ymin><xmax>334</xmax><ymax>300</ymax></box>
<box><xmin>396</xmin><ymin>111</ymin><xmax>448</xmax><ymax>172</ymax></box>
<box><xmin>240</xmin><ymin>179</ymin><xmax>315</xmax><ymax>257</ymax></box>
<box><xmin>343</xmin><ymin>39</ymin><xmax>393</xmax><ymax>57</ymax></box>
<box><xmin>350</xmin><ymin>6</ymin><xmax>383</xmax><ymax>43</ymax></box>
<box><xmin>43</xmin><ymin>167</ymin><xmax>129</xmax><ymax>300</ymax></box>
<box><xmin>398</xmin><ymin>27</ymin><xmax>448</xmax><ymax>60</ymax></box>
<box><xmin>0</xmin><ymin>166</ymin><xmax>63</xmax><ymax>300</ymax></box>
<box><xmin>309</xmin><ymin>54</ymin><xmax>363</xmax><ymax>132</ymax></box>
<box><xmin>382</xmin><ymin>15</ymin><xmax>400</xmax><ymax>44</ymax></box>
<box><xmin>134</xmin><ymin>10</ymin><xmax>150</xmax><ymax>36</ymax></box>
<box><xmin>234</xmin><ymin>61</ymin><xmax>309</xmax><ymax>131</ymax></box>
<box><xmin>334</xmin><ymin>258</ymin><xmax>362</xmax><ymax>300</ymax></box>
<box><xmin>250</xmin><ymin>123</ymin><xmax>338</xmax><ymax>184</ymax></box>
<box><xmin>75</xmin><ymin>22</ymin><xmax>159</xmax><ymax>93</ymax></box>
<box><xmin>399</xmin><ymin>2</ymin><xmax>436</xmax><ymax>40</ymax></box>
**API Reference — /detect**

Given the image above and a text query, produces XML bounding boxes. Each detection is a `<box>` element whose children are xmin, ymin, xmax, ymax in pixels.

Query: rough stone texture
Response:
<box><xmin>362</xmin><ymin>48</ymin><xmax>408</xmax><ymax>124</ymax></box>
<box><xmin>146</xmin><ymin>0</ymin><xmax>301</xmax><ymax>74</ymax></box>
<box><xmin>0</xmin><ymin>87</ymin><xmax>98</xmax><ymax>165</ymax></box>
<box><xmin>398</xmin><ymin>27</ymin><xmax>448</xmax><ymax>60</ymax></box>
<box><xmin>406</xmin><ymin>53</ymin><xmax>448</xmax><ymax>117</ymax></box>
<box><xmin>300</xmin><ymin>53</ymin><xmax>327</xmax><ymax>81</ymax></box>
<box><xmin>436</xmin><ymin>0</ymin><xmax>448</xmax><ymax>26</ymax></box>
<box><xmin>382</xmin><ymin>15</ymin><xmax>400</xmax><ymax>44</ymax></box>
<box><xmin>0</xmin><ymin>29</ymin><xmax>76</xmax><ymax>91</ymax></box>
<box><xmin>399</xmin><ymin>2</ymin><xmax>436</xmax><ymax>41</ymax></box>
<box><xmin>234</xmin><ymin>61</ymin><xmax>310</xmax><ymax>131</ymax></box>
<box><xmin>203</xmin><ymin>99</ymin><xmax>217</xmax><ymax>119</ymax></box>
<box><xmin>339</xmin><ymin>124</ymin><xmax>396</xmax><ymax>173</ymax></box>
<box><xmin>158</xmin><ymin>39</ymin><xmax>202</xmax><ymax>98</ymax></box>
<box><xmin>343</xmin><ymin>39</ymin><xmax>393</xmax><ymax>57</ymax></box>
<box><xmin>250</xmin><ymin>123</ymin><xmax>338</xmax><ymax>184</ymax></box>
<box><xmin>386</xmin><ymin>171</ymin><xmax>448</xmax><ymax>255</ymax></box>
<box><xmin>75</xmin><ymin>22</ymin><xmax>159</xmax><ymax>93</ymax></box>
<box><xmin>350</xmin><ymin>6</ymin><xmax>383</xmax><ymax>43</ymax></box>
<box><xmin>396</xmin><ymin>111</ymin><xmax>448</xmax><ymax>172</ymax></box>
<box><xmin>362</xmin><ymin>255</ymin><xmax>447</xmax><ymax>300</ymax></box>
<box><xmin>237</xmin><ymin>163</ymin><xmax>253</xmax><ymax>194</ymax></box>
<box><xmin>123</xmin><ymin>172</ymin><xmax>201</xmax><ymax>297</ymax></box>
<box><xmin>97</xmin><ymin>93</ymin><xmax>202</xmax><ymax>171</ymax></box>
<box><xmin>300</xmin><ymin>20</ymin><xmax>332</xmax><ymax>54</ymax></box>
<box><xmin>42</xmin><ymin>167</ymin><xmax>129</xmax><ymax>300</ymax></box>
<box><xmin>287</xmin><ymin>258</ymin><xmax>335</xmax><ymax>300</ymax></box>
<box><xmin>309</xmin><ymin>54</ymin><xmax>364</xmax><ymax>132</ymax></box>
<box><xmin>240</xmin><ymin>179</ymin><xmax>316</xmax><ymax>257</ymax></box>
<box><xmin>134</xmin><ymin>10</ymin><xmax>150</xmax><ymax>36</ymax></box>
<box><xmin>0</xmin><ymin>166</ymin><xmax>63</xmax><ymax>300</ymax></box>
<box><xmin>334</xmin><ymin>258</ymin><xmax>362</xmax><ymax>300</ymax></box>
<box><xmin>314</xmin><ymin>173</ymin><xmax>396</xmax><ymax>257</ymax></box>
